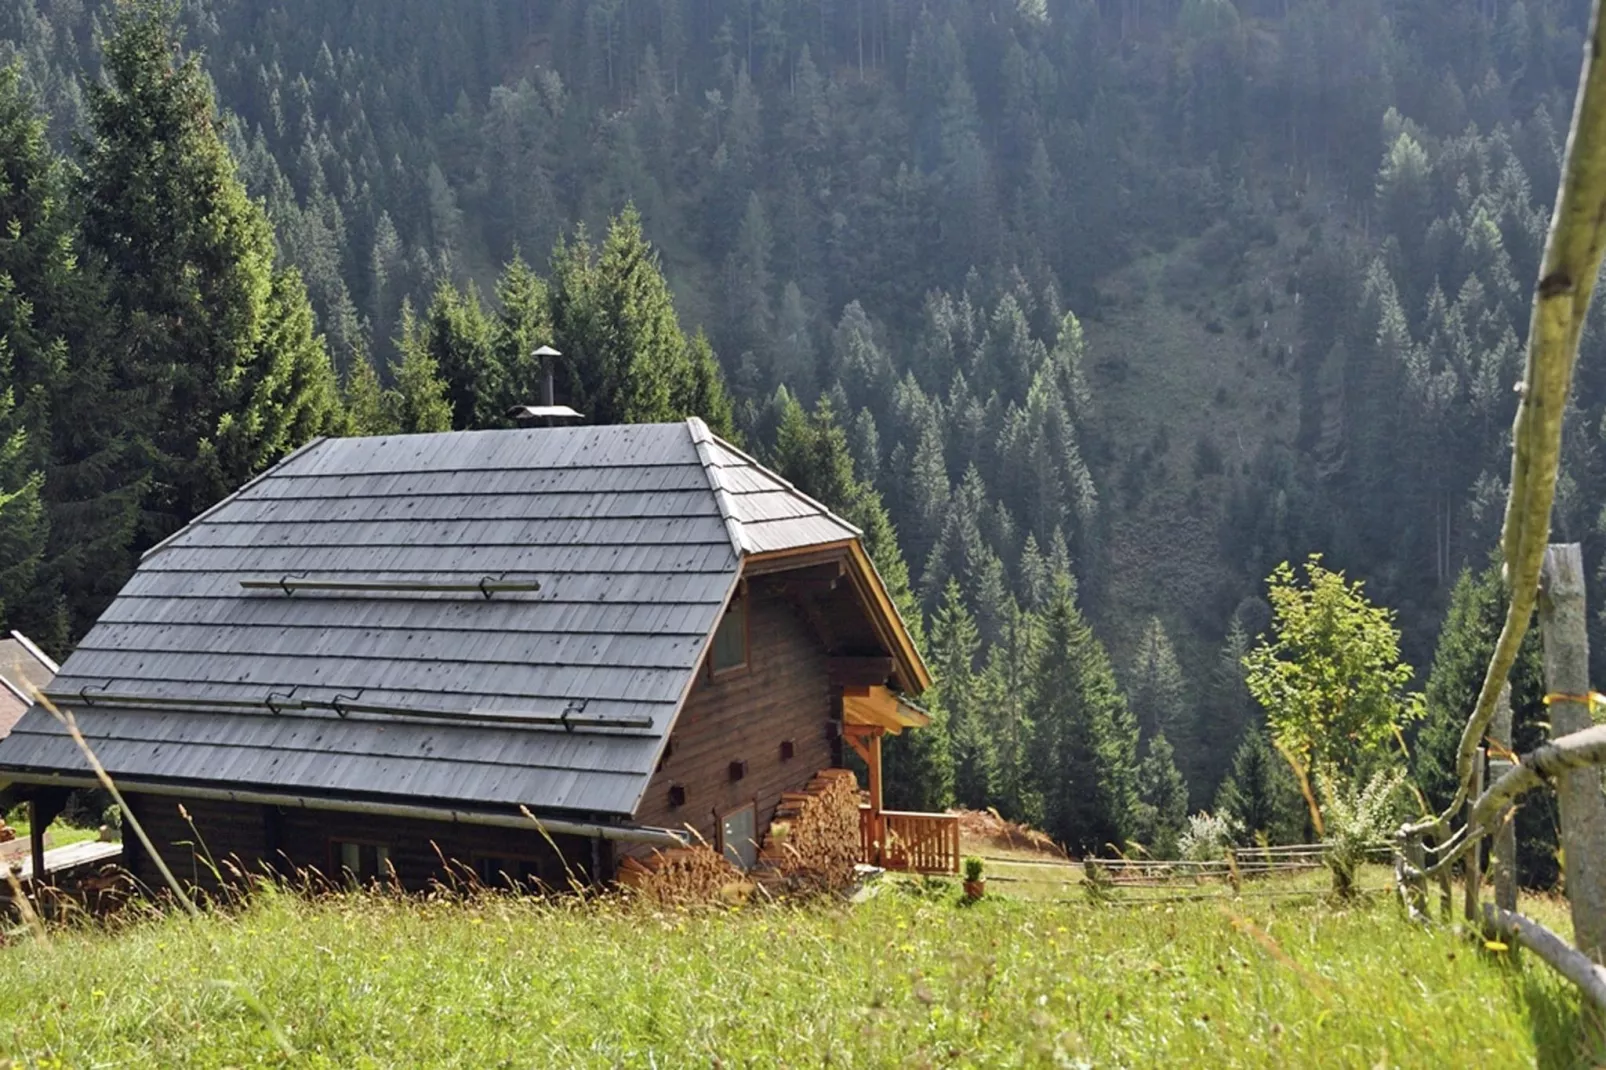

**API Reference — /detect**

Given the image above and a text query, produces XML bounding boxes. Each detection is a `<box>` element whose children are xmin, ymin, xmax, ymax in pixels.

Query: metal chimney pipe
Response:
<box><xmin>535</xmin><ymin>345</ymin><xmax>560</xmax><ymax>409</ymax></box>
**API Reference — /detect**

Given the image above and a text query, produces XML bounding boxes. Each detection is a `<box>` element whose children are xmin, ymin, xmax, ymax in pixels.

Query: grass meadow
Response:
<box><xmin>0</xmin><ymin>868</ymin><xmax>1589</xmax><ymax>1068</ymax></box>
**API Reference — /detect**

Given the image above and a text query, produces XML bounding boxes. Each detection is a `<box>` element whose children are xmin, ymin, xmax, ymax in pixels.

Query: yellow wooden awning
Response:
<box><xmin>842</xmin><ymin>685</ymin><xmax>931</xmax><ymax>735</ymax></box>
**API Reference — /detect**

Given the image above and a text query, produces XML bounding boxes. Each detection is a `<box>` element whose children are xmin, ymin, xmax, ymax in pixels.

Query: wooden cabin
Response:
<box><xmin>0</xmin><ymin>420</ymin><xmax>954</xmax><ymax>889</ymax></box>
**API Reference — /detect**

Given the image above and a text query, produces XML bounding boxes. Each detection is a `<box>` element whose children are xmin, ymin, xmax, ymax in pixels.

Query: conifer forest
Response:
<box><xmin>0</xmin><ymin>0</ymin><xmax>1597</xmax><ymax>872</ymax></box>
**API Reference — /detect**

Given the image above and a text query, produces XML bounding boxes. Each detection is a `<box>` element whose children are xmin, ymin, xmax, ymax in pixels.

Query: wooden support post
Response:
<box><xmin>868</xmin><ymin>728</ymin><xmax>884</xmax><ymax>865</ymax></box>
<box><xmin>1491</xmin><ymin>682</ymin><xmax>1519</xmax><ymax>917</ymax></box>
<box><xmin>1438</xmin><ymin>845</ymin><xmax>1454</xmax><ymax>922</ymax></box>
<box><xmin>1540</xmin><ymin>544</ymin><xmax>1606</xmax><ymax>964</ymax></box>
<box><xmin>27</xmin><ymin>798</ymin><xmax>44</xmax><ymax>884</ymax></box>
<box><xmin>1405</xmin><ymin>834</ymin><xmax>1429</xmax><ymax>919</ymax></box>
<box><xmin>1464</xmin><ymin>747</ymin><xmax>1485</xmax><ymax>923</ymax></box>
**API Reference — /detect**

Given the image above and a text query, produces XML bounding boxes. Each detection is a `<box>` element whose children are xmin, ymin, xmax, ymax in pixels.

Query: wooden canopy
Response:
<box><xmin>842</xmin><ymin>685</ymin><xmax>930</xmax><ymax>736</ymax></box>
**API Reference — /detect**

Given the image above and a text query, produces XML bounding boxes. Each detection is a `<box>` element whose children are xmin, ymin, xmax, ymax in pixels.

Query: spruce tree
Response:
<box><xmin>931</xmin><ymin>580</ymin><xmax>994</xmax><ymax>808</ymax></box>
<box><xmin>1127</xmin><ymin>616</ymin><xmax>1192</xmax><ymax>743</ymax></box>
<box><xmin>77</xmin><ymin>2</ymin><xmax>338</xmax><ymax>541</ymax></box>
<box><xmin>422</xmin><ymin>280</ymin><xmax>500</xmax><ymax>430</ymax></box>
<box><xmin>1133</xmin><ymin>732</ymin><xmax>1190</xmax><ymax>857</ymax></box>
<box><xmin>980</xmin><ymin>601</ymin><xmax>1040</xmax><ymax>824</ymax></box>
<box><xmin>547</xmin><ymin>208</ymin><xmax>734</xmax><ymax>434</ymax></box>
<box><xmin>0</xmin><ymin>62</ymin><xmax>144</xmax><ymax>644</ymax></box>
<box><xmin>1195</xmin><ymin>614</ymin><xmax>1257</xmax><ymax>798</ymax></box>
<box><xmin>491</xmin><ymin>256</ymin><xmax>553</xmax><ymax>417</ymax></box>
<box><xmin>1416</xmin><ymin>563</ymin><xmax>1555</xmax><ymax>887</ymax></box>
<box><xmin>1214</xmin><ymin>723</ymin><xmax>1307</xmax><ymax>845</ymax></box>
<box><xmin>390</xmin><ymin>300</ymin><xmax>453</xmax><ymax>434</ymax></box>
<box><xmin>1029</xmin><ymin>578</ymin><xmax>1140</xmax><ymax>853</ymax></box>
<box><xmin>343</xmin><ymin>348</ymin><xmax>398</xmax><ymax>437</ymax></box>
<box><xmin>0</xmin><ymin>341</ymin><xmax>47</xmax><ymax>642</ymax></box>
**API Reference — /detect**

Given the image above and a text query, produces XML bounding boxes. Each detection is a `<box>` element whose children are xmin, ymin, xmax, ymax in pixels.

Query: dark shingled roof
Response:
<box><xmin>0</xmin><ymin>420</ymin><xmax>863</xmax><ymax>819</ymax></box>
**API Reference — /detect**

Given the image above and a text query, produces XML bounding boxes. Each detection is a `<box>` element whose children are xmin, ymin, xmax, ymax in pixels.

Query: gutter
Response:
<box><xmin>0</xmin><ymin>773</ymin><xmax>691</xmax><ymax>849</ymax></box>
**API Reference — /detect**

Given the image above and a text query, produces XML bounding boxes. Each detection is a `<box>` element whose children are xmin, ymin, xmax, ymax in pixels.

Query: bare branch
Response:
<box><xmin>1484</xmin><ymin>904</ymin><xmax>1606</xmax><ymax>1010</ymax></box>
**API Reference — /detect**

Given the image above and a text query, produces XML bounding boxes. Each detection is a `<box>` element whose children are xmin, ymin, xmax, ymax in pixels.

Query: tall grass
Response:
<box><xmin>0</xmin><ymin>878</ymin><xmax>1586</xmax><ymax>1067</ymax></box>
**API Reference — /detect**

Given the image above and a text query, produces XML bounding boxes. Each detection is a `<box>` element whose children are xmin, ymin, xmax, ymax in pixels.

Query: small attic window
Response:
<box><xmin>709</xmin><ymin>587</ymin><xmax>748</xmax><ymax>676</ymax></box>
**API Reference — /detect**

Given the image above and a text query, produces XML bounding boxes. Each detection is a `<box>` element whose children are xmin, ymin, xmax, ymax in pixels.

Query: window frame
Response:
<box><xmin>470</xmin><ymin>852</ymin><xmax>552</xmax><ymax>891</ymax></box>
<box><xmin>716</xmin><ymin>799</ymin><xmax>759</xmax><ymax>871</ymax></box>
<box><xmin>707</xmin><ymin>581</ymin><xmax>750</xmax><ymax>679</ymax></box>
<box><xmin>329</xmin><ymin>838</ymin><xmax>392</xmax><ymax>885</ymax></box>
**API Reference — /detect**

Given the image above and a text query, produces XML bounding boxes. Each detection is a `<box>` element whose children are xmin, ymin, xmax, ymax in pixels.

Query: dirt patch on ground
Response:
<box><xmin>951</xmin><ymin>808</ymin><xmax>1066</xmax><ymax>859</ymax></box>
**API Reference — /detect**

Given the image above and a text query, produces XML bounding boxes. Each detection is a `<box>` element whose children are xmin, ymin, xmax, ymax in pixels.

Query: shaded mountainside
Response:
<box><xmin>2</xmin><ymin>0</ymin><xmax>1602</xmax><ymax>823</ymax></box>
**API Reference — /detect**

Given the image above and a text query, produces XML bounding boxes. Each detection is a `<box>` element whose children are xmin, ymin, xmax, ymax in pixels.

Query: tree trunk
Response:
<box><xmin>1490</xmin><ymin>682</ymin><xmax>1518</xmax><ymax>915</ymax></box>
<box><xmin>1540</xmin><ymin>543</ymin><xmax>1606</xmax><ymax>963</ymax></box>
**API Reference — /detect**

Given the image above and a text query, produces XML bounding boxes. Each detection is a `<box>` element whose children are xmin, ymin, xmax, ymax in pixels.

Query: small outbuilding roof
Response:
<box><xmin>0</xmin><ymin>420</ymin><xmax>924</xmax><ymax>820</ymax></box>
<box><xmin>0</xmin><ymin>632</ymin><xmax>58</xmax><ymax>738</ymax></box>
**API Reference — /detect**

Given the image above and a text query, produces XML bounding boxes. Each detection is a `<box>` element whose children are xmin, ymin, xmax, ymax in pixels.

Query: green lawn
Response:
<box><xmin>4</xmin><ymin>822</ymin><xmax>110</xmax><ymax>850</ymax></box>
<box><xmin>0</xmin><ymin>876</ymin><xmax>1588</xmax><ymax>1068</ymax></box>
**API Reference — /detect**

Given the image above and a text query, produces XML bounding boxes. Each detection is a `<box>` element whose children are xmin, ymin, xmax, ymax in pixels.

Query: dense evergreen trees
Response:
<box><xmin>78</xmin><ymin>4</ymin><xmax>339</xmax><ymax>543</ymax></box>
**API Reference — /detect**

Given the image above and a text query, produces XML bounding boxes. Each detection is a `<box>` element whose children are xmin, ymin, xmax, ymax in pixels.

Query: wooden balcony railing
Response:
<box><xmin>859</xmin><ymin>806</ymin><xmax>961</xmax><ymax>875</ymax></box>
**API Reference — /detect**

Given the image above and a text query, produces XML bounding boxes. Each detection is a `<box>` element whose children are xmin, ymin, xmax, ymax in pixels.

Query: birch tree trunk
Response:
<box><xmin>1540</xmin><ymin>543</ymin><xmax>1606</xmax><ymax>963</ymax></box>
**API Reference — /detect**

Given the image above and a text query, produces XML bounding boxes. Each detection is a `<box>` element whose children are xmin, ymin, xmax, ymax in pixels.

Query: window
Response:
<box><xmin>719</xmin><ymin>803</ymin><xmax>758</xmax><ymax>870</ymax></box>
<box><xmin>474</xmin><ymin>855</ymin><xmax>549</xmax><ymax>891</ymax></box>
<box><xmin>332</xmin><ymin>840</ymin><xmax>391</xmax><ymax>884</ymax></box>
<box><xmin>709</xmin><ymin>589</ymin><xmax>748</xmax><ymax>675</ymax></box>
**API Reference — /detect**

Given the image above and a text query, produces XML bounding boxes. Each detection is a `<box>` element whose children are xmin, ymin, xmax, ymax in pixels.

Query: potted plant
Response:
<box><xmin>962</xmin><ymin>855</ymin><xmax>985</xmax><ymax>900</ymax></box>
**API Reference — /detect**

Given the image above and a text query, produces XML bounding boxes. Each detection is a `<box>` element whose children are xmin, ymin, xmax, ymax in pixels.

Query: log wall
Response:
<box><xmin>119</xmin><ymin>793</ymin><xmax>597</xmax><ymax>892</ymax></box>
<box><xmin>631</xmin><ymin>575</ymin><xmax>838</xmax><ymax>855</ymax></box>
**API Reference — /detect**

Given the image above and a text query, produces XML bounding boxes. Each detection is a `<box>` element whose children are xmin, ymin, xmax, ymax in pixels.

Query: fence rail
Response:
<box><xmin>1083</xmin><ymin>844</ymin><xmax>1391</xmax><ymax>893</ymax></box>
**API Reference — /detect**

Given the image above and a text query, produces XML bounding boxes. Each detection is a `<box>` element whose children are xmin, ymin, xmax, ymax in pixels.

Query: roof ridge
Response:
<box><xmin>140</xmin><ymin>436</ymin><xmax>331</xmax><ymax>563</ymax></box>
<box><xmin>690</xmin><ymin>422</ymin><xmax>865</xmax><ymax>538</ymax></box>
<box><xmin>687</xmin><ymin>418</ymin><xmax>749</xmax><ymax>556</ymax></box>
<box><xmin>8</xmin><ymin>631</ymin><xmax>58</xmax><ymax>675</ymax></box>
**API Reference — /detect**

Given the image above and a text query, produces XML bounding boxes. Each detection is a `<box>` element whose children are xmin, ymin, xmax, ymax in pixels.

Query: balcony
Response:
<box><xmin>860</xmin><ymin>805</ymin><xmax>961</xmax><ymax>875</ymax></box>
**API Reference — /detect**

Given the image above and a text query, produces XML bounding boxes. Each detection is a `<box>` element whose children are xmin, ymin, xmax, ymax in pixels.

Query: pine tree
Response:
<box><xmin>1133</xmin><ymin>732</ymin><xmax>1190</xmax><ymax>857</ymax></box>
<box><xmin>491</xmin><ymin>256</ymin><xmax>553</xmax><ymax>416</ymax></box>
<box><xmin>1416</xmin><ymin>562</ymin><xmax>1555</xmax><ymax>887</ymax></box>
<box><xmin>390</xmin><ymin>300</ymin><xmax>453</xmax><ymax>434</ymax></box>
<box><xmin>422</xmin><ymin>280</ymin><xmax>500</xmax><ymax>430</ymax></box>
<box><xmin>980</xmin><ymin>600</ymin><xmax>1041</xmax><ymax>824</ymax></box>
<box><xmin>931</xmin><ymin>580</ymin><xmax>994</xmax><ymax>808</ymax></box>
<box><xmin>343</xmin><ymin>347</ymin><xmax>398</xmax><ymax>437</ymax></box>
<box><xmin>1195</xmin><ymin>614</ymin><xmax>1257</xmax><ymax>797</ymax></box>
<box><xmin>1029</xmin><ymin>578</ymin><xmax>1140</xmax><ymax>853</ymax></box>
<box><xmin>1127</xmin><ymin>616</ymin><xmax>1192</xmax><ymax>743</ymax></box>
<box><xmin>547</xmin><ymin>208</ymin><xmax>734</xmax><ymax>433</ymax></box>
<box><xmin>0</xmin><ymin>340</ymin><xmax>47</xmax><ymax>642</ymax></box>
<box><xmin>77</xmin><ymin>3</ymin><xmax>338</xmax><ymax>542</ymax></box>
<box><xmin>1214</xmin><ymin>723</ymin><xmax>1307</xmax><ymax>845</ymax></box>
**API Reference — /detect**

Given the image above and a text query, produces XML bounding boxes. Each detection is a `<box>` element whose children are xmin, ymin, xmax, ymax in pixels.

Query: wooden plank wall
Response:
<box><xmin>631</xmin><ymin>576</ymin><xmax>839</xmax><ymax>856</ymax></box>
<box><xmin>120</xmin><ymin>793</ymin><xmax>596</xmax><ymax>892</ymax></box>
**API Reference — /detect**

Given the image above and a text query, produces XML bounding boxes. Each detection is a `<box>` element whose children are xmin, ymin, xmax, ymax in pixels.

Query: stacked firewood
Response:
<box><xmin>756</xmin><ymin>768</ymin><xmax>862</xmax><ymax>893</ymax></box>
<box><xmin>616</xmin><ymin>846</ymin><xmax>752</xmax><ymax>906</ymax></box>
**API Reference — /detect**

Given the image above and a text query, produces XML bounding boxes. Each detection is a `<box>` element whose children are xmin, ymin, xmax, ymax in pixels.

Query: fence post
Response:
<box><xmin>1490</xmin><ymin>682</ymin><xmax>1518</xmax><ymax>918</ymax></box>
<box><xmin>1464</xmin><ymin>746</ymin><xmax>1485</xmax><ymax>923</ymax></box>
<box><xmin>1540</xmin><ymin>544</ymin><xmax>1606</xmax><ymax>964</ymax></box>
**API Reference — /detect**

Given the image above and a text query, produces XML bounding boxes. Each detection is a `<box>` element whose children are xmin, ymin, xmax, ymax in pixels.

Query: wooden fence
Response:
<box><xmin>1082</xmin><ymin>843</ymin><xmax>1392</xmax><ymax>903</ymax></box>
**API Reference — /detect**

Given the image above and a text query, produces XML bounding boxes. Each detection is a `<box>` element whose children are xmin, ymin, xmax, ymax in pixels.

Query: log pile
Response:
<box><xmin>755</xmin><ymin>768</ymin><xmax>862</xmax><ymax>894</ymax></box>
<box><xmin>616</xmin><ymin>847</ymin><xmax>752</xmax><ymax>907</ymax></box>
